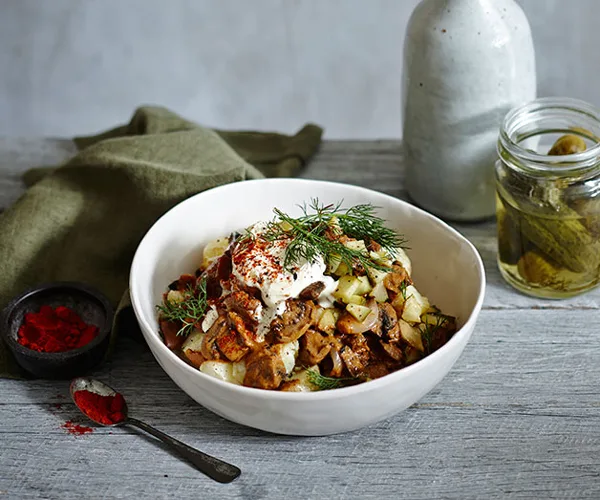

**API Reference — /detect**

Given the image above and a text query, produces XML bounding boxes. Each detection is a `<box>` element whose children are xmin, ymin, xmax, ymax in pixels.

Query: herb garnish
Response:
<box><xmin>257</xmin><ymin>199</ymin><xmax>407</xmax><ymax>272</ymax></box>
<box><xmin>399</xmin><ymin>280</ymin><xmax>408</xmax><ymax>300</ymax></box>
<box><xmin>156</xmin><ymin>277</ymin><xmax>208</xmax><ymax>337</ymax></box>
<box><xmin>420</xmin><ymin>314</ymin><xmax>448</xmax><ymax>354</ymax></box>
<box><xmin>306</xmin><ymin>368</ymin><xmax>360</xmax><ymax>391</ymax></box>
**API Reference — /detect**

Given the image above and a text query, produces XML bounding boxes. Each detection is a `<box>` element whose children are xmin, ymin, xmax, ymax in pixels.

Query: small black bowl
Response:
<box><xmin>1</xmin><ymin>282</ymin><xmax>113</xmax><ymax>379</ymax></box>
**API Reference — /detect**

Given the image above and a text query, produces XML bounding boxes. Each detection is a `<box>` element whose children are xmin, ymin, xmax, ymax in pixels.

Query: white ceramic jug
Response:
<box><xmin>402</xmin><ymin>0</ymin><xmax>536</xmax><ymax>221</ymax></box>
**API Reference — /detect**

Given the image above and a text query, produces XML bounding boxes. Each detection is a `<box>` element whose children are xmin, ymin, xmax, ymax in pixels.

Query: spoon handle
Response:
<box><xmin>125</xmin><ymin>417</ymin><xmax>241</xmax><ymax>483</ymax></box>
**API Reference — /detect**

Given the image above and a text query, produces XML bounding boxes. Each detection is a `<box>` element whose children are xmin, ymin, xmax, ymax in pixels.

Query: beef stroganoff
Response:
<box><xmin>157</xmin><ymin>200</ymin><xmax>457</xmax><ymax>391</ymax></box>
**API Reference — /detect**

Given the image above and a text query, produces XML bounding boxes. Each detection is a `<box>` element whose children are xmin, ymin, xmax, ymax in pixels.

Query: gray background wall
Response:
<box><xmin>2</xmin><ymin>0</ymin><xmax>598</xmax><ymax>139</ymax></box>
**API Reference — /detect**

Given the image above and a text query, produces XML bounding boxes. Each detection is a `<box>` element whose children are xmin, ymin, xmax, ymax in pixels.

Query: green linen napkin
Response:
<box><xmin>0</xmin><ymin>106</ymin><xmax>323</xmax><ymax>378</ymax></box>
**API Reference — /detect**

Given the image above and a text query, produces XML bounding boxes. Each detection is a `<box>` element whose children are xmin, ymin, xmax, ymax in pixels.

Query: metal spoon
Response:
<box><xmin>69</xmin><ymin>377</ymin><xmax>241</xmax><ymax>483</ymax></box>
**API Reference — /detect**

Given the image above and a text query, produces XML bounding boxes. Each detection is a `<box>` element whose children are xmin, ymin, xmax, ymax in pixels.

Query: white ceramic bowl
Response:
<box><xmin>130</xmin><ymin>179</ymin><xmax>485</xmax><ymax>436</ymax></box>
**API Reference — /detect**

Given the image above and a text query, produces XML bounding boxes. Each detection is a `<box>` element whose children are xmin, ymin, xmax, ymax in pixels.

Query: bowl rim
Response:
<box><xmin>130</xmin><ymin>178</ymin><xmax>486</xmax><ymax>401</ymax></box>
<box><xmin>1</xmin><ymin>281</ymin><xmax>114</xmax><ymax>359</ymax></box>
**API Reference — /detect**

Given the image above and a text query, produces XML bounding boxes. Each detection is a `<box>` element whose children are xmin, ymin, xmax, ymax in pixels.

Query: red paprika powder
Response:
<box><xmin>73</xmin><ymin>390</ymin><xmax>126</xmax><ymax>425</ymax></box>
<box><xmin>62</xmin><ymin>420</ymin><xmax>93</xmax><ymax>436</ymax></box>
<box><xmin>17</xmin><ymin>305</ymin><xmax>98</xmax><ymax>353</ymax></box>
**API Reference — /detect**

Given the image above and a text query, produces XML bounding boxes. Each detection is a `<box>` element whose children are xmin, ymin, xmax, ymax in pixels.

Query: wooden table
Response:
<box><xmin>1</xmin><ymin>139</ymin><xmax>599</xmax><ymax>500</ymax></box>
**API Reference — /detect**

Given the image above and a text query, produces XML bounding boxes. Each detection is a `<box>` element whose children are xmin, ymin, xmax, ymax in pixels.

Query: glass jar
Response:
<box><xmin>495</xmin><ymin>97</ymin><xmax>600</xmax><ymax>298</ymax></box>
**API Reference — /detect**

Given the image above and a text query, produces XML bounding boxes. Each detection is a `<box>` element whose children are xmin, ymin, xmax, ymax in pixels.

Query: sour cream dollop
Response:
<box><xmin>231</xmin><ymin>223</ymin><xmax>336</xmax><ymax>310</ymax></box>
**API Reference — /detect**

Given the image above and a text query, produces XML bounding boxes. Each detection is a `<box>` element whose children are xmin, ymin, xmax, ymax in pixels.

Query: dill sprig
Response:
<box><xmin>399</xmin><ymin>280</ymin><xmax>408</xmax><ymax>300</ymax></box>
<box><xmin>156</xmin><ymin>277</ymin><xmax>208</xmax><ymax>337</ymax></box>
<box><xmin>420</xmin><ymin>314</ymin><xmax>448</xmax><ymax>354</ymax></box>
<box><xmin>306</xmin><ymin>369</ymin><xmax>359</xmax><ymax>391</ymax></box>
<box><xmin>261</xmin><ymin>199</ymin><xmax>407</xmax><ymax>272</ymax></box>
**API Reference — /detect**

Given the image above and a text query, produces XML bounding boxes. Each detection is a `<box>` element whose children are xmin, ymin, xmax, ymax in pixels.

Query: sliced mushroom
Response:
<box><xmin>299</xmin><ymin>281</ymin><xmax>326</xmax><ymax>300</ymax></box>
<box><xmin>298</xmin><ymin>329</ymin><xmax>332</xmax><ymax>365</ymax></box>
<box><xmin>201</xmin><ymin>315</ymin><xmax>227</xmax><ymax>360</ymax></box>
<box><xmin>270</xmin><ymin>299</ymin><xmax>317</xmax><ymax>343</ymax></box>
<box><xmin>383</xmin><ymin>264</ymin><xmax>411</xmax><ymax>294</ymax></box>
<box><xmin>379</xmin><ymin>303</ymin><xmax>400</xmax><ymax>342</ymax></box>
<box><xmin>243</xmin><ymin>347</ymin><xmax>287</xmax><ymax>390</ymax></box>
<box><xmin>379</xmin><ymin>340</ymin><xmax>404</xmax><ymax>361</ymax></box>
<box><xmin>224</xmin><ymin>290</ymin><xmax>262</xmax><ymax>327</ymax></box>
<box><xmin>339</xmin><ymin>346</ymin><xmax>365</xmax><ymax>377</ymax></box>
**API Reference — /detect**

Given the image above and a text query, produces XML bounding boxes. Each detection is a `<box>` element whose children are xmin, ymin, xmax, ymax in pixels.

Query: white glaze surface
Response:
<box><xmin>402</xmin><ymin>0</ymin><xmax>536</xmax><ymax>221</ymax></box>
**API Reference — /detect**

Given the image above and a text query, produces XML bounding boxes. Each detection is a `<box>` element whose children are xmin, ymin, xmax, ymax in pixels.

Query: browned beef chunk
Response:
<box><xmin>339</xmin><ymin>345</ymin><xmax>365</xmax><ymax>377</ymax></box>
<box><xmin>299</xmin><ymin>282</ymin><xmax>326</xmax><ymax>300</ymax></box>
<box><xmin>224</xmin><ymin>290</ymin><xmax>262</xmax><ymax>327</ymax></box>
<box><xmin>215</xmin><ymin>314</ymin><xmax>250</xmax><ymax>362</ymax></box>
<box><xmin>160</xmin><ymin>319</ymin><xmax>185</xmax><ymax>350</ymax></box>
<box><xmin>183</xmin><ymin>350</ymin><xmax>205</xmax><ymax>369</ymax></box>
<box><xmin>298</xmin><ymin>329</ymin><xmax>332</xmax><ymax>365</ymax></box>
<box><xmin>424</xmin><ymin>322</ymin><xmax>457</xmax><ymax>353</ymax></box>
<box><xmin>383</xmin><ymin>264</ymin><xmax>411</xmax><ymax>293</ymax></box>
<box><xmin>379</xmin><ymin>340</ymin><xmax>404</xmax><ymax>361</ymax></box>
<box><xmin>270</xmin><ymin>299</ymin><xmax>317</xmax><ymax>343</ymax></box>
<box><xmin>343</xmin><ymin>334</ymin><xmax>371</xmax><ymax>367</ymax></box>
<box><xmin>243</xmin><ymin>348</ymin><xmax>286</xmax><ymax>390</ymax></box>
<box><xmin>362</xmin><ymin>362</ymin><xmax>392</xmax><ymax>380</ymax></box>
<box><xmin>201</xmin><ymin>316</ymin><xmax>227</xmax><ymax>360</ymax></box>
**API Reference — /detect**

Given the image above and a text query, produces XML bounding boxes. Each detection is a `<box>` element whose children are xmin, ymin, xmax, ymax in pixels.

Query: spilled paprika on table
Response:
<box><xmin>17</xmin><ymin>305</ymin><xmax>98</xmax><ymax>353</ymax></box>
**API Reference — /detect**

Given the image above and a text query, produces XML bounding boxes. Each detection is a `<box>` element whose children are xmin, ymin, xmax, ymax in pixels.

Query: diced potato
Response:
<box><xmin>355</xmin><ymin>275</ymin><xmax>372</xmax><ymax>295</ymax></box>
<box><xmin>166</xmin><ymin>290</ymin><xmax>185</xmax><ymax>304</ymax></box>
<box><xmin>280</xmin><ymin>366</ymin><xmax>319</xmax><ymax>392</ymax></box>
<box><xmin>369</xmin><ymin>281</ymin><xmax>389</xmax><ymax>303</ymax></box>
<box><xmin>200</xmin><ymin>360</ymin><xmax>235</xmax><ymax>382</ymax></box>
<box><xmin>326</xmin><ymin>253</ymin><xmax>342</xmax><ymax>274</ymax></box>
<box><xmin>399</xmin><ymin>319</ymin><xmax>424</xmax><ymax>352</ymax></box>
<box><xmin>202</xmin><ymin>237</ymin><xmax>230</xmax><ymax>268</ymax></box>
<box><xmin>422</xmin><ymin>312</ymin><xmax>452</xmax><ymax>327</ymax></box>
<box><xmin>394</xmin><ymin>248</ymin><xmax>412</xmax><ymax>276</ymax></box>
<box><xmin>275</xmin><ymin>340</ymin><xmax>299</xmax><ymax>375</ymax></box>
<box><xmin>346</xmin><ymin>303</ymin><xmax>372</xmax><ymax>322</ymax></box>
<box><xmin>182</xmin><ymin>330</ymin><xmax>206</xmax><ymax>353</ymax></box>
<box><xmin>368</xmin><ymin>267</ymin><xmax>390</xmax><ymax>285</ymax></box>
<box><xmin>333</xmin><ymin>276</ymin><xmax>361</xmax><ymax>303</ymax></box>
<box><xmin>405</xmin><ymin>345</ymin><xmax>423</xmax><ymax>365</ymax></box>
<box><xmin>347</xmin><ymin>295</ymin><xmax>367</xmax><ymax>306</ymax></box>
<box><xmin>391</xmin><ymin>292</ymin><xmax>406</xmax><ymax>315</ymax></box>
<box><xmin>401</xmin><ymin>285</ymin><xmax>430</xmax><ymax>323</ymax></box>
<box><xmin>334</xmin><ymin>262</ymin><xmax>352</xmax><ymax>277</ymax></box>
<box><xmin>231</xmin><ymin>361</ymin><xmax>246</xmax><ymax>385</ymax></box>
<box><xmin>343</xmin><ymin>239</ymin><xmax>368</xmax><ymax>254</ymax></box>
<box><xmin>182</xmin><ymin>330</ymin><xmax>206</xmax><ymax>368</ymax></box>
<box><xmin>369</xmin><ymin>250</ymin><xmax>393</xmax><ymax>267</ymax></box>
<box><xmin>318</xmin><ymin>308</ymin><xmax>341</xmax><ymax>334</ymax></box>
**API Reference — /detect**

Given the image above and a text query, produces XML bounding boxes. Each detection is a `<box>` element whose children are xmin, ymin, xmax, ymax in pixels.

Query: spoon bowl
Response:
<box><xmin>70</xmin><ymin>377</ymin><xmax>241</xmax><ymax>483</ymax></box>
<box><xmin>70</xmin><ymin>377</ymin><xmax>127</xmax><ymax>426</ymax></box>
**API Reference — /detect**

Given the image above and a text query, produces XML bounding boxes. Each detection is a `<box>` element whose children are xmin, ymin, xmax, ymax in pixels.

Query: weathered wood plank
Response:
<box><xmin>1</xmin><ymin>309</ymin><xmax>599</xmax><ymax>499</ymax></box>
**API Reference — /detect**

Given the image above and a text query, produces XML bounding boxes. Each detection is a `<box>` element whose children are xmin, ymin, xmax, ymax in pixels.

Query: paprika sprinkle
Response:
<box><xmin>73</xmin><ymin>389</ymin><xmax>127</xmax><ymax>425</ymax></box>
<box><xmin>17</xmin><ymin>305</ymin><xmax>98</xmax><ymax>353</ymax></box>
